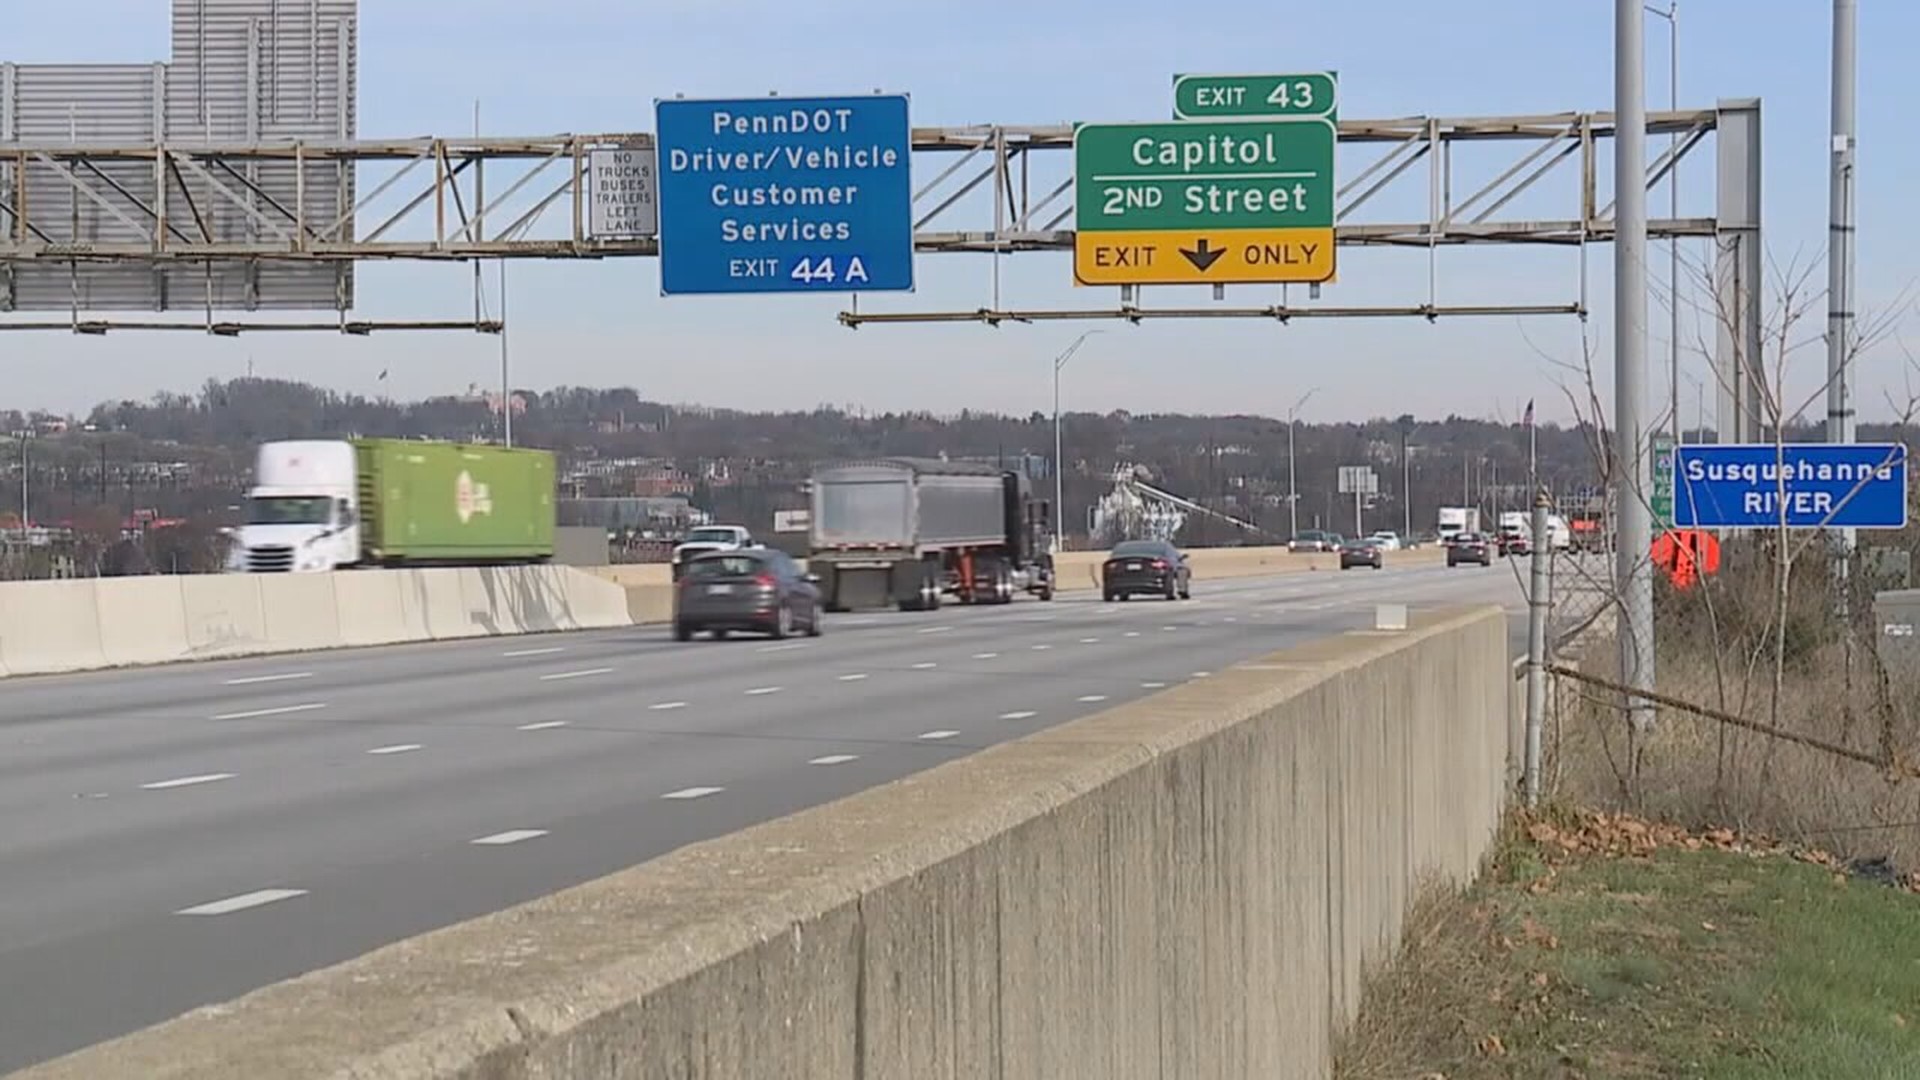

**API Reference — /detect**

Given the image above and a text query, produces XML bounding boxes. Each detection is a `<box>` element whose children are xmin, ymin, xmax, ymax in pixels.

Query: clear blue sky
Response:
<box><xmin>6</xmin><ymin>0</ymin><xmax>1918</xmax><ymax>428</ymax></box>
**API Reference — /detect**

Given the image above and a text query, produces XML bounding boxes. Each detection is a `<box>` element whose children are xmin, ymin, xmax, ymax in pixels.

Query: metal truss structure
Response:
<box><xmin>1</xmin><ymin>100</ymin><xmax>1768</xmax><ymax>441</ymax></box>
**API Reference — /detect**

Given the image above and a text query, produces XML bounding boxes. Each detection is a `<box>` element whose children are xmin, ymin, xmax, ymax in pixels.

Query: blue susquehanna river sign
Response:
<box><xmin>1672</xmin><ymin>443</ymin><xmax>1909</xmax><ymax>529</ymax></box>
<box><xmin>654</xmin><ymin>94</ymin><xmax>914</xmax><ymax>295</ymax></box>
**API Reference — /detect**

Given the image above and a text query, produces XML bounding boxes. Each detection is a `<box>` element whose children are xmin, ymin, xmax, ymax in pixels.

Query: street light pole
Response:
<box><xmin>1051</xmin><ymin>330</ymin><xmax>1104</xmax><ymax>552</ymax></box>
<box><xmin>1286</xmin><ymin>387</ymin><xmax>1319</xmax><ymax>541</ymax></box>
<box><xmin>1647</xmin><ymin>2</ymin><xmax>1680</xmax><ymax>445</ymax></box>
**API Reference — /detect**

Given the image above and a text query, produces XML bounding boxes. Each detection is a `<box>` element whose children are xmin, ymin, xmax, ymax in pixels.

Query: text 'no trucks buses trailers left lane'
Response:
<box><xmin>654</xmin><ymin>95</ymin><xmax>915</xmax><ymax>295</ymax></box>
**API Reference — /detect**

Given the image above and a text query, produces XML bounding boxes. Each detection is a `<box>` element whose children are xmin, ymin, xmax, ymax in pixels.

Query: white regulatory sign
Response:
<box><xmin>588</xmin><ymin>147</ymin><xmax>658</xmax><ymax>238</ymax></box>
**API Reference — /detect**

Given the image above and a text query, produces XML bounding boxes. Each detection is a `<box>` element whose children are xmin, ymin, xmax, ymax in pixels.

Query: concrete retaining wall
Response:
<box><xmin>20</xmin><ymin>605</ymin><xmax>1510</xmax><ymax>1079</ymax></box>
<box><xmin>0</xmin><ymin>566</ymin><xmax>633</xmax><ymax>679</ymax></box>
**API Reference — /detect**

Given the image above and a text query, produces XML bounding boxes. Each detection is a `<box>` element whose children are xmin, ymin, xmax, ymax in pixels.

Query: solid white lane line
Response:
<box><xmin>539</xmin><ymin>667</ymin><xmax>613</xmax><ymax>682</ymax></box>
<box><xmin>745</xmin><ymin>686</ymin><xmax>783</xmax><ymax>696</ymax></box>
<box><xmin>1077</xmin><ymin>695</ymin><xmax>1109</xmax><ymax>703</ymax></box>
<box><xmin>1141</xmin><ymin>681</ymin><xmax>1168</xmax><ymax>689</ymax></box>
<box><xmin>919</xmin><ymin>730</ymin><xmax>959</xmax><ymax>740</ymax></box>
<box><xmin>917</xmin><ymin>625</ymin><xmax>953</xmax><ymax>635</ymax></box>
<box><xmin>999</xmin><ymin>711</ymin><xmax>1037</xmax><ymax>721</ymax></box>
<box><xmin>502</xmin><ymin>646</ymin><xmax>566</xmax><ymax>658</ymax></box>
<box><xmin>662</xmin><ymin>786</ymin><xmax>724</xmax><ymax>800</ymax></box>
<box><xmin>223</xmin><ymin>672</ymin><xmax>312</xmax><ymax>687</ymax></box>
<box><xmin>972</xmin><ymin>652</ymin><xmax>999</xmax><ymax>660</ymax></box>
<box><xmin>911</xmin><ymin>662</ymin><xmax>938</xmax><ymax>670</ymax></box>
<box><xmin>141</xmin><ymin>772</ymin><xmax>235</xmax><ymax>791</ymax></box>
<box><xmin>649</xmin><ymin>701</ymin><xmax>689</xmax><ymax>711</ymax></box>
<box><xmin>212</xmin><ymin>703</ymin><xmax>325</xmax><ymax>721</ymax></box>
<box><xmin>471</xmin><ymin>829</ymin><xmax>548</xmax><ymax>846</ymax></box>
<box><xmin>367</xmin><ymin>743</ymin><xmax>422</xmax><ymax>755</ymax></box>
<box><xmin>517</xmin><ymin>720</ymin><xmax>569</xmax><ymax>731</ymax></box>
<box><xmin>809</xmin><ymin>754</ymin><xmax>859</xmax><ymax>766</ymax></box>
<box><xmin>176</xmin><ymin>889</ymin><xmax>307</xmax><ymax>916</ymax></box>
<box><xmin>837</xmin><ymin>673</ymin><xmax>869</xmax><ymax>682</ymax></box>
<box><xmin>757</xmin><ymin>642</ymin><xmax>810</xmax><ymax>653</ymax></box>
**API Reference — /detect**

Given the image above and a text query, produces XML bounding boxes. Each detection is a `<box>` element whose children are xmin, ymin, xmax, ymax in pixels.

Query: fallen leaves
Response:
<box><xmin>1477</xmin><ymin>1033</ymin><xmax>1507</xmax><ymax>1058</ymax></box>
<box><xmin>1517</xmin><ymin>809</ymin><xmax>1920</xmax><ymax>893</ymax></box>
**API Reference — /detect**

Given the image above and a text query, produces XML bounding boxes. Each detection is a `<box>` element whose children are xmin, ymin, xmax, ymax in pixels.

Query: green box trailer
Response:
<box><xmin>354</xmin><ymin>438</ymin><xmax>555</xmax><ymax>565</ymax></box>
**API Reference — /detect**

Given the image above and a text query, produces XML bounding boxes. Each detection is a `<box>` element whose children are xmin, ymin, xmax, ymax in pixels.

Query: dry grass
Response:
<box><xmin>1333</xmin><ymin>808</ymin><xmax>1920</xmax><ymax>1080</ymax></box>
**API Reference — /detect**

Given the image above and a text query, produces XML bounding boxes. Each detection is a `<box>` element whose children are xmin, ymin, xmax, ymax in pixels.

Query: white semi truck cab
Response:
<box><xmin>227</xmin><ymin>441</ymin><xmax>361</xmax><ymax>573</ymax></box>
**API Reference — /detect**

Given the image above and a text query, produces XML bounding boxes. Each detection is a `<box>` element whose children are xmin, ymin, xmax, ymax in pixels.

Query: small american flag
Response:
<box><xmin>1522</xmin><ymin>398</ymin><xmax>1535</xmax><ymax>427</ymax></box>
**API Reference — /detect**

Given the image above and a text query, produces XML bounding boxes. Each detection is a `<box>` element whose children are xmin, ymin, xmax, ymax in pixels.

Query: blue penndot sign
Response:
<box><xmin>654</xmin><ymin>94</ymin><xmax>915</xmax><ymax>295</ymax></box>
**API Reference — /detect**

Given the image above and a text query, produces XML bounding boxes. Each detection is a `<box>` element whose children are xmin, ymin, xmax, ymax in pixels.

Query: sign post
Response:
<box><xmin>1337</xmin><ymin>465</ymin><xmax>1378</xmax><ymax>536</ymax></box>
<box><xmin>653</xmin><ymin>94</ymin><xmax>914</xmax><ymax>295</ymax></box>
<box><xmin>1672</xmin><ymin>443</ymin><xmax>1909</xmax><ymax>529</ymax></box>
<box><xmin>1073</xmin><ymin>119</ymin><xmax>1336</xmax><ymax>287</ymax></box>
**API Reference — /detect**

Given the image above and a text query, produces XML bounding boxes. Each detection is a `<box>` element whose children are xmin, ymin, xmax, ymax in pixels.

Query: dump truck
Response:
<box><xmin>806</xmin><ymin>457</ymin><xmax>1055</xmax><ymax>612</ymax></box>
<box><xmin>227</xmin><ymin>438</ymin><xmax>555</xmax><ymax>572</ymax></box>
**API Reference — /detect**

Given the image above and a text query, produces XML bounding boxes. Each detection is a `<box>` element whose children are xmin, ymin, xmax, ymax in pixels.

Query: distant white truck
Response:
<box><xmin>1437</xmin><ymin>506</ymin><xmax>1480</xmax><ymax>544</ymax></box>
<box><xmin>670</xmin><ymin>524</ymin><xmax>758</xmax><ymax>579</ymax></box>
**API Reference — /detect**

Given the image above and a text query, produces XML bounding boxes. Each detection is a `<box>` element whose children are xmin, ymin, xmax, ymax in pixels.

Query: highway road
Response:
<box><xmin>0</xmin><ymin>561</ymin><xmax>1525</xmax><ymax>1073</ymax></box>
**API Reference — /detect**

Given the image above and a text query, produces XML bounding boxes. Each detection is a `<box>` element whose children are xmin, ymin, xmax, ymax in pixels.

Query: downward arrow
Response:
<box><xmin>1179</xmin><ymin>238</ymin><xmax>1225</xmax><ymax>272</ymax></box>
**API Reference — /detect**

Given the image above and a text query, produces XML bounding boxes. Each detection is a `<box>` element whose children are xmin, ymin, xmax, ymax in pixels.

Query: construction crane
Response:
<box><xmin>1088</xmin><ymin>465</ymin><xmax>1280</xmax><ymax>547</ymax></box>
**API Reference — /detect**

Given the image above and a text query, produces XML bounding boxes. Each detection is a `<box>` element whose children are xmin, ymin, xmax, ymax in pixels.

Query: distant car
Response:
<box><xmin>1497</xmin><ymin>528</ymin><xmax>1532</xmax><ymax>557</ymax></box>
<box><xmin>1102</xmin><ymin>539</ymin><xmax>1191</xmax><ymax>601</ymax></box>
<box><xmin>1365</xmin><ymin>531</ymin><xmax>1402</xmax><ymax>552</ymax></box>
<box><xmin>1447</xmin><ymin>531</ymin><xmax>1494</xmax><ymax>567</ymax></box>
<box><xmin>670</xmin><ymin>525</ymin><xmax>758</xmax><ymax>580</ymax></box>
<box><xmin>673</xmin><ymin>549</ymin><xmax>821</xmax><ymax>640</ymax></box>
<box><xmin>1288</xmin><ymin>530</ymin><xmax>1338</xmax><ymax>553</ymax></box>
<box><xmin>1339</xmin><ymin>537</ymin><xmax>1384</xmax><ymax>570</ymax></box>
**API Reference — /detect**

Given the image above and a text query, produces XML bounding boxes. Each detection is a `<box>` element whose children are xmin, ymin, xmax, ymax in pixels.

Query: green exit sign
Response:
<box><xmin>1651</xmin><ymin>434</ymin><xmax>1675</xmax><ymax>529</ymax></box>
<box><xmin>1173</xmin><ymin>71</ymin><xmax>1338</xmax><ymax>121</ymax></box>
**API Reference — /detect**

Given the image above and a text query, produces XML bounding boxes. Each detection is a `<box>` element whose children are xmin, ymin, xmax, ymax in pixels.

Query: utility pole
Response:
<box><xmin>1615</xmin><ymin>0</ymin><xmax>1657</xmax><ymax>731</ymax></box>
<box><xmin>1400</xmin><ymin>421</ymin><xmax>1414</xmax><ymax>539</ymax></box>
<box><xmin>1051</xmin><ymin>330</ymin><xmax>1104</xmax><ymax>552</ymax></box>
<box><xmin>1647</xmin><ymin>2</ymin><xmax>1680</xmax><ymax>445</ymax></box>
<box><xmin>16</xmin><ymin>434</ymin><xmax>27</xmax><ymax>528</ymax></box>
<box><xmin>1286</xmin><ymin>387</ymin><xmax>1318</xmax><ymax>541</ymax></box>
<box><xmin>1827</xmin><ymin>0</ymin><xmax>1857</xmax><ymax>546</ymax></box>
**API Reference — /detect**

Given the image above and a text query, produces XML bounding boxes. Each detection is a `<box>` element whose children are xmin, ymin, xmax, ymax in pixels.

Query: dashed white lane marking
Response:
<box><xmin>1031</xmin><ymin>644</ymin><xmax>1052</xmax><ymax>651</ymax></box>
<box><xmin>367</xmin><ymin>744</ymin><xmax>422</xmax><ymax>756</ymax></box>
<box><xmin>971</xmin><ymin>652</ymin><xmax>999</xmax><ymax>660</ymax></box>
<box><xmin>911</xmin><ymin>661</ymin><xmax>938</xmax><ymax>670</ymax></box>
<box><xmin>1077</xmin><ymin>694</ymin><xmax>1109</xmax><ymax>703</ymax></box>
<box><xmin>916</xmin><ymin>625</ymin><xmax>953</xmax><ymax>635</ymax></box>
<box><xmin>539</xmin><ymin>667</ymin><xmax>613</xmax><ymax>682</ymax></box>
<box><xmin>517</xmin><ymin>720</ymin><xmax>568</xmax><ymax>731</ymax></box>
<box><xmin>1223</xmin><ymin>616</ymin><xmax>1238</xmax><ymax>623</ymax></box>
<box><xmin>141</xmin><ymin>772</ymin><xmax>235</xmax><ymax>791</ymax></box>
<box><xmin>838</xmin><ymin>673</ymin><xmax>869</xmax><ymax>682</ymax></box>
<box><xmin>223</xmin><ymin>672</ymin><xmax>312</xmax><ymax>687</ymax></box>
<box><xmin>177</xmin><ymin>888</ymin><xmax>307</xmax><ymax>916</ymax></box>
<box><xmin>745</xmin><ymin>686</ymin><xmax>783</xmax><ymax>696</ymax></box>
<box><xmin>919</xmin><ymin>730</ymin><xmax>960</xmax><ymax>741</ymax></box>
<box><xmin>809</xmin><ymin>754</ymin><xmax>859</xmax><ymax>765</ymax></box>
<box><xmin>1080</xmin><ymin>637</ymin><xmax>1101</xmax><ymax>644</ymax></box>
<box><xmin>471</xmin><ymin>829</ymin><xmax>547</xmax><ymax>846</ymax></box>
<box><xmin>502</xmin><ymin>646</ymin><xmax>565</xmax><ymax>658</ymax></box>
<box><xmin>1192</xmin><ymin>671</ymin><xmax>1213</xmax><ymax>678</ymax></box>
<box><xmin>213</xmin><ymin>703</ymin><xmax>326</xmax><ymax>721</ymax></box>
<box><xmin>649</xmin><ymin>701</ymin><xmax>688</xmax><ymax>711</ymax></box>
<box><xmin>1161</xmin><ymin>625</ymin><xmax>1177</xmax><ymax>632</ymax></box>
<box><xmin>757</xmin><ymin>642</ymin><xmax>810</xmax><ymax>653</ymax></box>
<box><xmin>1124</xmin><ymin>631</ymin><xmax>1142</xmax><ymax>638</ymax></box>
<box><xmin>662</xmin><ymin>786</ymin><xmax>724</xmax><ymax>800</ymax></box>
<box><xmin>999</xmin><ymin>711</ymin><xmax>1037</xmax><ymax>721</ymax></box>
<box><xmin>1141</xmin><ymin>681</ymin><xmax>1168</xmax><ymax>689</ymax></box>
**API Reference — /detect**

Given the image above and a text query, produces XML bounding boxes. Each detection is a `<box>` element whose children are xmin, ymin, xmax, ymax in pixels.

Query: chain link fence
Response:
<box><xmin>1530</xmin><ymin>533</ymin><xmax>1920</xmax><ymax>874</ymax></box>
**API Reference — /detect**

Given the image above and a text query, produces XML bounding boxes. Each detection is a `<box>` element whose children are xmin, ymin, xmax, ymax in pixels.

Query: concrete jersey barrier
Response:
<box><xmin>0</xmin><ymin>566</ymin><xmax>633</xmax><ymax>680</ymax></box>
<box><xmin>17</xmin><ymin>605</ymin><xmax>1511</xmax><ymax>1079</ymax></box>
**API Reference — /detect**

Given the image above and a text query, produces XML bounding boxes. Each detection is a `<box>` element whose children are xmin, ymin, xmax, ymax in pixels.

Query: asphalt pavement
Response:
<box><xmin>0</xmin><ymin>560</ymin><xmax>1526</xmax><ymax>1073</ymax></box>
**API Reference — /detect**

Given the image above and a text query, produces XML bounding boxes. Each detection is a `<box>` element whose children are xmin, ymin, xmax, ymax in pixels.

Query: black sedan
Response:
<box><xmin>1338</xmin><ymin>537</ymin><xmax>1383</xmax><ymax>570</ymax></box>
<box><xmin>1446</xmin><ymin>531</ymin><xmax>1494</xmax><ymax>567</ymax></box>
<box><xmin>673</xmin><ymin>549</ymin><xmax>823</xmax><ymax>640</ymax></box>
<box><xmin>1101</xmin><ymin>539</ymin><xmax>1191</xmax><ymax>601</ymax></box>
